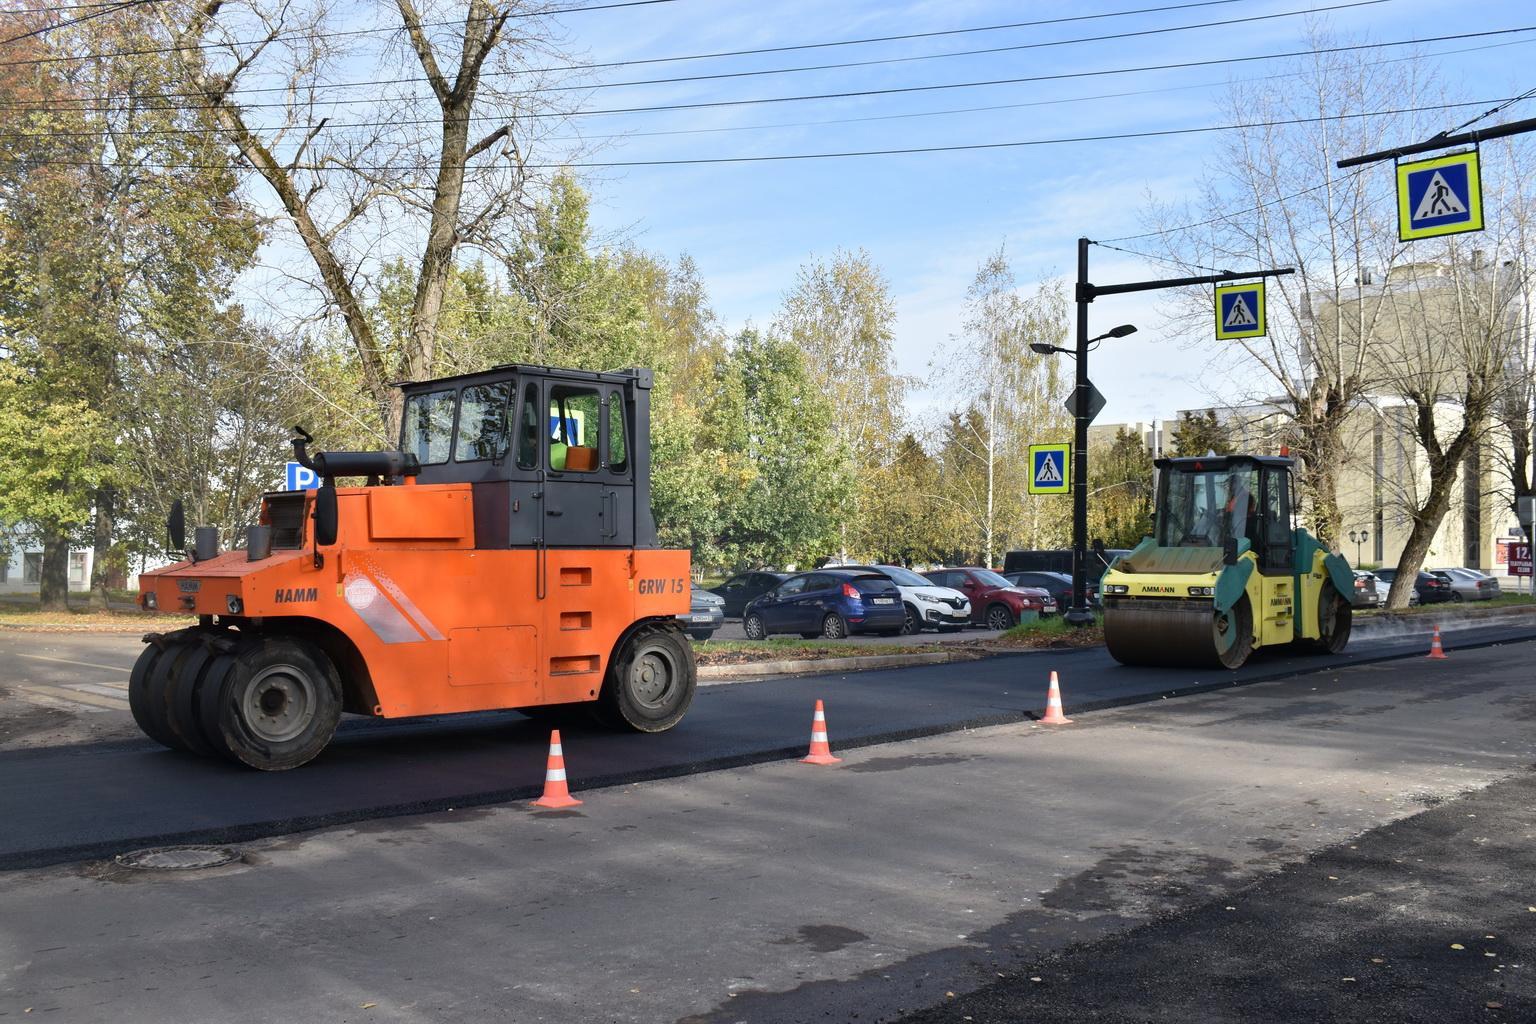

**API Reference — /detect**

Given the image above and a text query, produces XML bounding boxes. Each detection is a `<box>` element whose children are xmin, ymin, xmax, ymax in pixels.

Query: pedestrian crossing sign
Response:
<box><xmin>1397</xmin><ymin>150</ymin><xmax>1482</xmax><ymax>241</ymax></box>
<box><xmin>1028</xmin><ymin>443</ymin><xmax>1071</xmax><ymax>495</ymax></box>
<box><xmin>1214</xmin><ymin>282</ymin><xmax>1266</xmax><ymax>340</ymax></box>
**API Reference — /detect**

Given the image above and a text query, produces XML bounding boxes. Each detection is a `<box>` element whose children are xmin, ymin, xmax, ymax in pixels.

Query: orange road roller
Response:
<box><xmin>133</xmin><ymin>364</ymin><xmax>696</xmax><ymax>770</ymax></box>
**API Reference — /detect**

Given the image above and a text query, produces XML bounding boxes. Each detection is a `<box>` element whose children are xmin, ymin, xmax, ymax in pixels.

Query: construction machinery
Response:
<box><xmin>1100</xmin><ymin>454</ymin><xmax>1354</xmax><ymax>670</ymax></box>
<box><xmin>131</xmin><ymin>364</ymin><xmax>695</xmax><ymax>770</ymax></box>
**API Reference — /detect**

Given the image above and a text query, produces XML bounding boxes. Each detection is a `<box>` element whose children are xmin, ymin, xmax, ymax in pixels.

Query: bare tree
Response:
<box><xmin>160</xmin><ymin>0</ymin><xmax>577</xmax><ymax>431</ymax></box>
<box><xmin>1147</xmin><ymin>29</ymin><xmax>1446</xmax><ymax>544</ymax></box>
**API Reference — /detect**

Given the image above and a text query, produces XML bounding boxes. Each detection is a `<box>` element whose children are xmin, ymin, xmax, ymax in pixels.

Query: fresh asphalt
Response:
<box><xmin>2</xmin><ymin>621</ymin><xmax>1532</xmax><ymax>870</ymax></box>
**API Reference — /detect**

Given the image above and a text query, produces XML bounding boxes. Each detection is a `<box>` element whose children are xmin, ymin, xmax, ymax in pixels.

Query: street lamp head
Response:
<box><xmin>1029</xmin><ymin>342</ymin><xmax>1059</xmax><ymax>355</ymax></box>
<box><xmin>1107</xmin><ymin>324</ymin><xmax>1138</xmax><ymax>338</ymax></box>
<box><xmin>1349</xmin><ymin>530</ymin><xmax>1359</xmax><ymax>543</ymax></box>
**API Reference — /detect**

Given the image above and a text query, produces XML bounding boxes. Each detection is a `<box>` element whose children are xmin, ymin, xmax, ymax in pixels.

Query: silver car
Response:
<box><xmin>1431</xmin><ymin>567</ymin><xmax>1502</xmax><ymax>602</ymax></box>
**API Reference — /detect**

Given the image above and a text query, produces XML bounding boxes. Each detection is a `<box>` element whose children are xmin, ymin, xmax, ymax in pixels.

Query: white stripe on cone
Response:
<box><xmin>811</xmin><ymin>731</ymin><xmax>828</xmax><ymax>742</ymax></box>
<box><xmin>551</xmin><ymin>743</ymin><xmax>564</xmax><ymax>755</ymax></box>
<box><xmin>546</xmin><ymin>768</ymin><xmax>567</xmax><ymax>782</ymax></box>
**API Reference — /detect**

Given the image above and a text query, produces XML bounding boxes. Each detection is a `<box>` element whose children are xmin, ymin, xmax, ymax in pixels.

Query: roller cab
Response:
<box><xmin>1101</xmin><ymin>454</ymin><xmax>1354</xmax><ymax>670</ymax></box>
<box><xmin>133</xmin><ymin>364</ymin><xmax>696</xmax><ymax>770</ymax></box>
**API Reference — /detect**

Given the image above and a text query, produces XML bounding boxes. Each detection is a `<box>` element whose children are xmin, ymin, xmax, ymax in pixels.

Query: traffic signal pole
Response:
<box><xmin>1065</xmin><ymin>238</ymin><xmax>1295</xmax><ymax>627</ymax></box>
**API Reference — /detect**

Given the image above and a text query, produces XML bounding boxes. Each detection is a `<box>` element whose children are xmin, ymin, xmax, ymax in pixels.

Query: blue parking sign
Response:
<box><xmin>285</xmin><ymin>461</ymin><xmax>319</xmax><ymax>490</ymax></box>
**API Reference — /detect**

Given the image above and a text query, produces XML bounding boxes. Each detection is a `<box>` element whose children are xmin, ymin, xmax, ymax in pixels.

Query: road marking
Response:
<box><xmin>77</xmin><ymin>683</ymin><xmax>130</xmax><ymax>698</ymax></box>
<box><xmin>14</xmin><ymin>683</ymin><xmax>128</xmax><ymax>712</ymax></box>
<box><xmin>16</xmin><ymin>652</ymin><xmax>136</xmax><ymax>673</ymax></box>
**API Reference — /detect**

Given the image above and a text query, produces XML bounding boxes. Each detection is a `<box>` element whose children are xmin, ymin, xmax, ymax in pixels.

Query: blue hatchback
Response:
<box><xmin>742</xmin><ymin>569</ymin><xmax>905</xmax><ymax>640</ymax></box>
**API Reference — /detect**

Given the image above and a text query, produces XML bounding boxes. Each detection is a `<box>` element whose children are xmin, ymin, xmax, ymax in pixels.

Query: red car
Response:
<box><xmin>921</xmin><ymin>567</ymin><xmax>1052</xmax><ymax>630</ymax></box>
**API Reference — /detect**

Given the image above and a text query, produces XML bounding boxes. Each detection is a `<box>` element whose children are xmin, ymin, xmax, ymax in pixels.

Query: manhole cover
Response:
<box><xmin>115</xmin><ymin>845</ymin><xmax>242</xmax><ymax>871</ymax></box>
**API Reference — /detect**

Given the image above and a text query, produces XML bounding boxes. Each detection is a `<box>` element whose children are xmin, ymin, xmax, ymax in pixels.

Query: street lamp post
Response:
<box><xmin>1348</xmin><ymin>529</ymin><xmax>1368</xmax><ymax>565</ymax></box>
<box><xmin>1030</xmin><ymin>321</ymin><xmax>1136</xmax><ymax>628</ymax></box>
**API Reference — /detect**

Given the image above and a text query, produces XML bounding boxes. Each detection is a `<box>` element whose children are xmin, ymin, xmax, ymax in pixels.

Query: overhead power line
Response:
<box><xmin>0</xmin><ymin>0</ymin><xmax>160</xmax><ymax>47</ymax></box>
<box><xmin>0</xmin><ymin>0</ymin><xmax>1230</xmax><ymax>69</ymax></box>
<box><xmin>7</xmin><ymin>98</ymin><xmax>1512</xmax><ymax>170</ymax></box>
<box><xmin>4</xmin><ymin>21</ymin><xmax>1530</xmax><ymax>123</ymax></box>
<box><xmin>0</xmin><ymin>0</ymin><xmax>681</xmax><ymax>63</ymax></box>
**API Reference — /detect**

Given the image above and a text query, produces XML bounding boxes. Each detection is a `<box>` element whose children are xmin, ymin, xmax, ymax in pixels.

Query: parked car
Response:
<box><xmin>743</xmin><ymin>569</ymin><xmax>905</xmax><ymax>640</ymax></box>
<box><xmin>840</xmin><ymin>564</ymin><xmax>971</xmax><ymax>634</ymax></box>
<box><xmin>1002</xmin><ymin>548</ymin><xmax>1130</xmax><ymax>575</ymax></box>
<box><xmin>1003</xmin><ymin>570</ymin><xmax>1098</xmax><ymax>614</ymax></box>
<box><xmin>921</xmin><ymin>567</ymin><xmax>1050</xmax><ymax>630</ymax></box>
<box><xmin>1431</xmin><ymin>567</ymin><xmax>1502</xmax><ymax>602</ymax></box>
<box><xmin>1350</xmin><ymin>570</ymin><xmax>1382</xmax><ymax>609</ymax></box>
<box><xmin>710</xmin><ymin>570</ymin><xmax>789</xmax><ymax>618</ymax></box>
<box><xmin>1373</xmin><ymin>567</ymin><xmax>1448</xmax><ymax>604</ymax></box>
<box><xmin>678</xmin><ymin>586</ymin><xmax>725</xmax><ymax>640</ymax></box>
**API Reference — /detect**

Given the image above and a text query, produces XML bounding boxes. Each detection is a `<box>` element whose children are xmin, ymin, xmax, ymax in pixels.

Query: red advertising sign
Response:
<box><xmin>1512</xmin><ymin>542</ymin><xmax>1533</xmax><ymax>577</ymax></box>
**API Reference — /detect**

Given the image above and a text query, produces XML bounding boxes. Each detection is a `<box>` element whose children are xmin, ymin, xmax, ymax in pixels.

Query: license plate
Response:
<box><xmin>872</xmin><ymin>597</ymin><xmax>895</xmax><ymax>604</ymax></box>
<box><xmin>689</xmin><ymin>613</ymin><xmax>714</xmax><ymax>622</ymax></box>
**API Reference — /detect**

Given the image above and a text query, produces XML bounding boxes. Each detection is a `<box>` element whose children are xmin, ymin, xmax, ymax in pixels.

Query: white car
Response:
<box><xmin>869</xmin><ymin>564</ymin><xmax>972</xmax><ymax>634</ymax></box>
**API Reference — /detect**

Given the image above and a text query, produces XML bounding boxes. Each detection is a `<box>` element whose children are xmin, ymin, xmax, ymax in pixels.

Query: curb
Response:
<box><xmin>699</xmin><ymin>650</ymin><xmax>963</xmax><ymax>681</ymax></box>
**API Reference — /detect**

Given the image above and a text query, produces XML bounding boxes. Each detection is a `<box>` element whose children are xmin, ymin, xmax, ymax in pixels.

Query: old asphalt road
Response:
<box><xmin>2</xmin><ymin>639</ymin><xmax>1533</xmax><ymax>1022</ymax></box>
<box><xmin>1</xmin><ymin>622</ymin><xmax>1533</xmax><ymax>869</ymax></box>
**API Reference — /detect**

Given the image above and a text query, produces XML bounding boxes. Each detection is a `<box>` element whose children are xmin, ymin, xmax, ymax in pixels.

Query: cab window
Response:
<box><xmin>549</xmin><ymin>386</ymin><xmax>600</xmax><ymax>472</ymax></box>
<box><xmin>516</xmin><ymin>382</ymin><xmax>539</xmax><ymax>470</ymax></box>
<box><xmin>607</xmin><ymin>393</ymin><xmax>629</xmax><ymax>474</ymax></box>
<box><xmin>401</xmin><ymin>389</ymin><xmax>455</xmax><ymax>466</ymax></box>
<box><xmin>454</xmin><ymin>381</ymin><xmax>512</xmax><ymax>462</ymax></box>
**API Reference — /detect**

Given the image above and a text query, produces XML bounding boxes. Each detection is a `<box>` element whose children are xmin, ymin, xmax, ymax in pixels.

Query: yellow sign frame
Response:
<box><xmin>1028</xmin><ymin>443</ymin><xmax>1071</xmax><ymax>495</ymax></box>
<box><xmin>1397</xmin><ymin>150</ymin><xmax>1483</xmax><ymax>242</ymax></box>
<box><xmin>1214</xmin><ymin>282</ymin><xmax>1266</xmax><ymax>340</ymax></box>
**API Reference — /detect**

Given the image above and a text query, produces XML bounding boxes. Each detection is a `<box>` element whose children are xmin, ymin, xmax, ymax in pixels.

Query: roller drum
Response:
<box><xmin>1103</xmin><ymin>597</ymin><xmax>1253</xmax><ymax>669</ymax></box>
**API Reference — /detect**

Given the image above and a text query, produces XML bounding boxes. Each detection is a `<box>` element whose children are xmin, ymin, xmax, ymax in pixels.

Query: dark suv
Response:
<box><xmin>1003</xmin><ymin>570</ymin><xmax>1099</xmax><ymax>615</ymax></box>
<box><xmin>743</xmin><ymin>569</ymin><xmax>905</xmax><ymax>639</ymax></box>
<box><xmin>1373</xmin><ymin>567</ymin><xmax>1451</xmax><ymax>604</ymax></box>
<box><xmin>710</xmin><ymin>571</ymin><xmax>788</xmax><ymax>618</ymax></box>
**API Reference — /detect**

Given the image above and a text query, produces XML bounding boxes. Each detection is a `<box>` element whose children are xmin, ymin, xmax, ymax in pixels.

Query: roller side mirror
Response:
<box><xmin>314</xmin><ymin>485</ymin><xmax>339</xmax><ymax>547</ymax></box>
<box><xmin>1222</xmin><ymin>537</ymin><xmax>1239</xmax><ymax>566</ymax></box>
<box><xmin>167</xmin><ymin>499</ymin><xmax>186</xmax><ymax>553</ymax></box>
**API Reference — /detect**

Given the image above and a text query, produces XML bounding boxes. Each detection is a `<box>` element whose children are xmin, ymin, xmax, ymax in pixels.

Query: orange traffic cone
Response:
<box><xmin>800</xmin><ymin>699</ymin><xmax>842</xmax><ymax>765</ymax></box>
<box><xmin>1040</xmin><ymin>671</ymin><xmax>1073</xmax><ymax>725</ymax></box>
<box><xmin>532</xmin><ymin>729</ymin><xmax>583</xmax><ymax>808</ymax></box>
<box><xmin>1427</xmin><ymin>625</ymin><xmax>1448</xmax><ymax>660</ymax></box>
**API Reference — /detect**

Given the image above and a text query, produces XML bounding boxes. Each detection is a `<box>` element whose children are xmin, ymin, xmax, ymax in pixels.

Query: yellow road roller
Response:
<box><xmin>1101</xmin><ymin>454</ymin><xmax>1354</xmax><ymax>669</ymax></box>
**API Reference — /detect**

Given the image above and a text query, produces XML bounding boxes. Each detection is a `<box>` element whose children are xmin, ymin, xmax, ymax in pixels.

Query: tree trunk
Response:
<box><xmin>89</xmin><ymin>485</ymin><xmax>114</xmax><ymax>609</ymax></box>
<box><xmin>39</xmin><ymin>530</ymin><xmax>70</xmax><ymax>612</ymax></box>
<box><xmin>1384</xmin><ymin>434</ymin><xmax>1473</xmax><ymax>609</ymax></box>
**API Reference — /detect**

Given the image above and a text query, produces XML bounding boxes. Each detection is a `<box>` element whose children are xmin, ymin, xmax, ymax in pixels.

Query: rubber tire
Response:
<box><xmin>1306</xmin><ymin>582</ymin><xmax>1353</xmax><ymax>655</ymax></box>
<box><xmin>985</xmin><ymin>605</ymin><xmax>1015</xmax><ymax>631</ymax></box>
<box><xmin>743</xmin><ymin>613</ymin><xmax>767</xmax><ymax>640</ymax></box>
<box><xmin>196</xmin><ymin>653</ymin><xmax>238</xmax><ymax>759</ymax></box>
<box><xmin>900</xmin><ymin>604</ymin><xmax>922</xmax><ymax>635</ymax></box>
<box><xmin>148</xmin><ymin>640</ymin><xmax>206</xmax><ymax>752</ymax></box>
<box><xmin>821</xmin><ymin>613</ymin><xmax>848</xmax><ymax>640</ymax></box>
<box><xmin>598</xmin><ymin>626</ymin><xmax>696</xmax><ymax>733</ymax></box>
<box><xmin>1212</xmin><ymin>596</ymin><xmax>1255</xmax><ymax>669</ymax></box>
<box><xmin>209</xmin><ymin>636</ymin><xmax>342</xmax><ymax>771</ymax></box>
<box><xmin>164</xmin><ymin>642</ymin><xmax>221</xmax><ymax>756</ymax></box>
<box><xmin>1452</xmin><ymin>592</ymin><xmax>1464</xmax><ymax>602</ymax></box>
<box><xmin>128</xmin><ymin>640</ymin><xmax>178</xmax><ymax>749</ymax></box>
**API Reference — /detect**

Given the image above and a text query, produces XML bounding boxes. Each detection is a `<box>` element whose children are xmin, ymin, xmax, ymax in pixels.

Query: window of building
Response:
<box><xmin>23</xmin><ymin>552</ymin><xmax>41</xmax><ymax>584</ymax></box>
<box><xmin>401</xmin><ymin>389</ymin><xmax>456</xmax><ymax>466</ymax></box>
<box><xmin>454</xmin><ymin>381</ymin><xmax>513</xmax><ymax>462</ymax></box>
<box><xmin>69</xmin><ymin>551</ymin><xmax>87</xmax><ymax>585</ymax></box>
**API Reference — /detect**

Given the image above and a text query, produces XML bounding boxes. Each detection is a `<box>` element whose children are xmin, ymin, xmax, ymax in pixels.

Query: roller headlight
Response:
<box><xmin>142</xmin><ymin>591</ymin><xmax>157</xmax><ymax>610</ymax></box>
<box><xmin>1105</xmin><ymin>584</ymin><xmax>1129</xmax><ymax>595</ymax></box>
<box><xmin>1187</xmin><ymin>586</ymin><xmax>1215</xmax><ymax>597</ymax></box>
<box><xmin>226</xmin><ymin>594</ymin><xmax>244</xmax><ymax>614</ymax></box>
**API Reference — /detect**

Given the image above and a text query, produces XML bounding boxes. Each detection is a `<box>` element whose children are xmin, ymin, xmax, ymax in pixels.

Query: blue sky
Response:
<box><xmin>520</xmin><ymin>0</ymin><xmax>1533</xmax><ymax>425</ymax></box>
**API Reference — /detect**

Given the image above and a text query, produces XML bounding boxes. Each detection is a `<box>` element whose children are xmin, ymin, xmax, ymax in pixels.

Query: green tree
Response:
<box><xmin>0</xmin><ymin>9</ymin><xmax>259</xmax><ymax>606</ymax></box>
<box><xmin>774</xmin><ymin>249</ymin><xmax>906</xmax><ymax>559</ymax></box>
<box><xmin>708</xmin><ymin>330</ymin><xmax>849</xmax><ymax>568</ymax></box>
<box><xmin>1090</xmin><ymin>429</ymin><xmax>1156</xmax><ymax>547</ymax></box>
<box><xmin>1171</xmin><ymin>410</ymin><xmax>1236</xmax><ymax>457</ymax></box>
